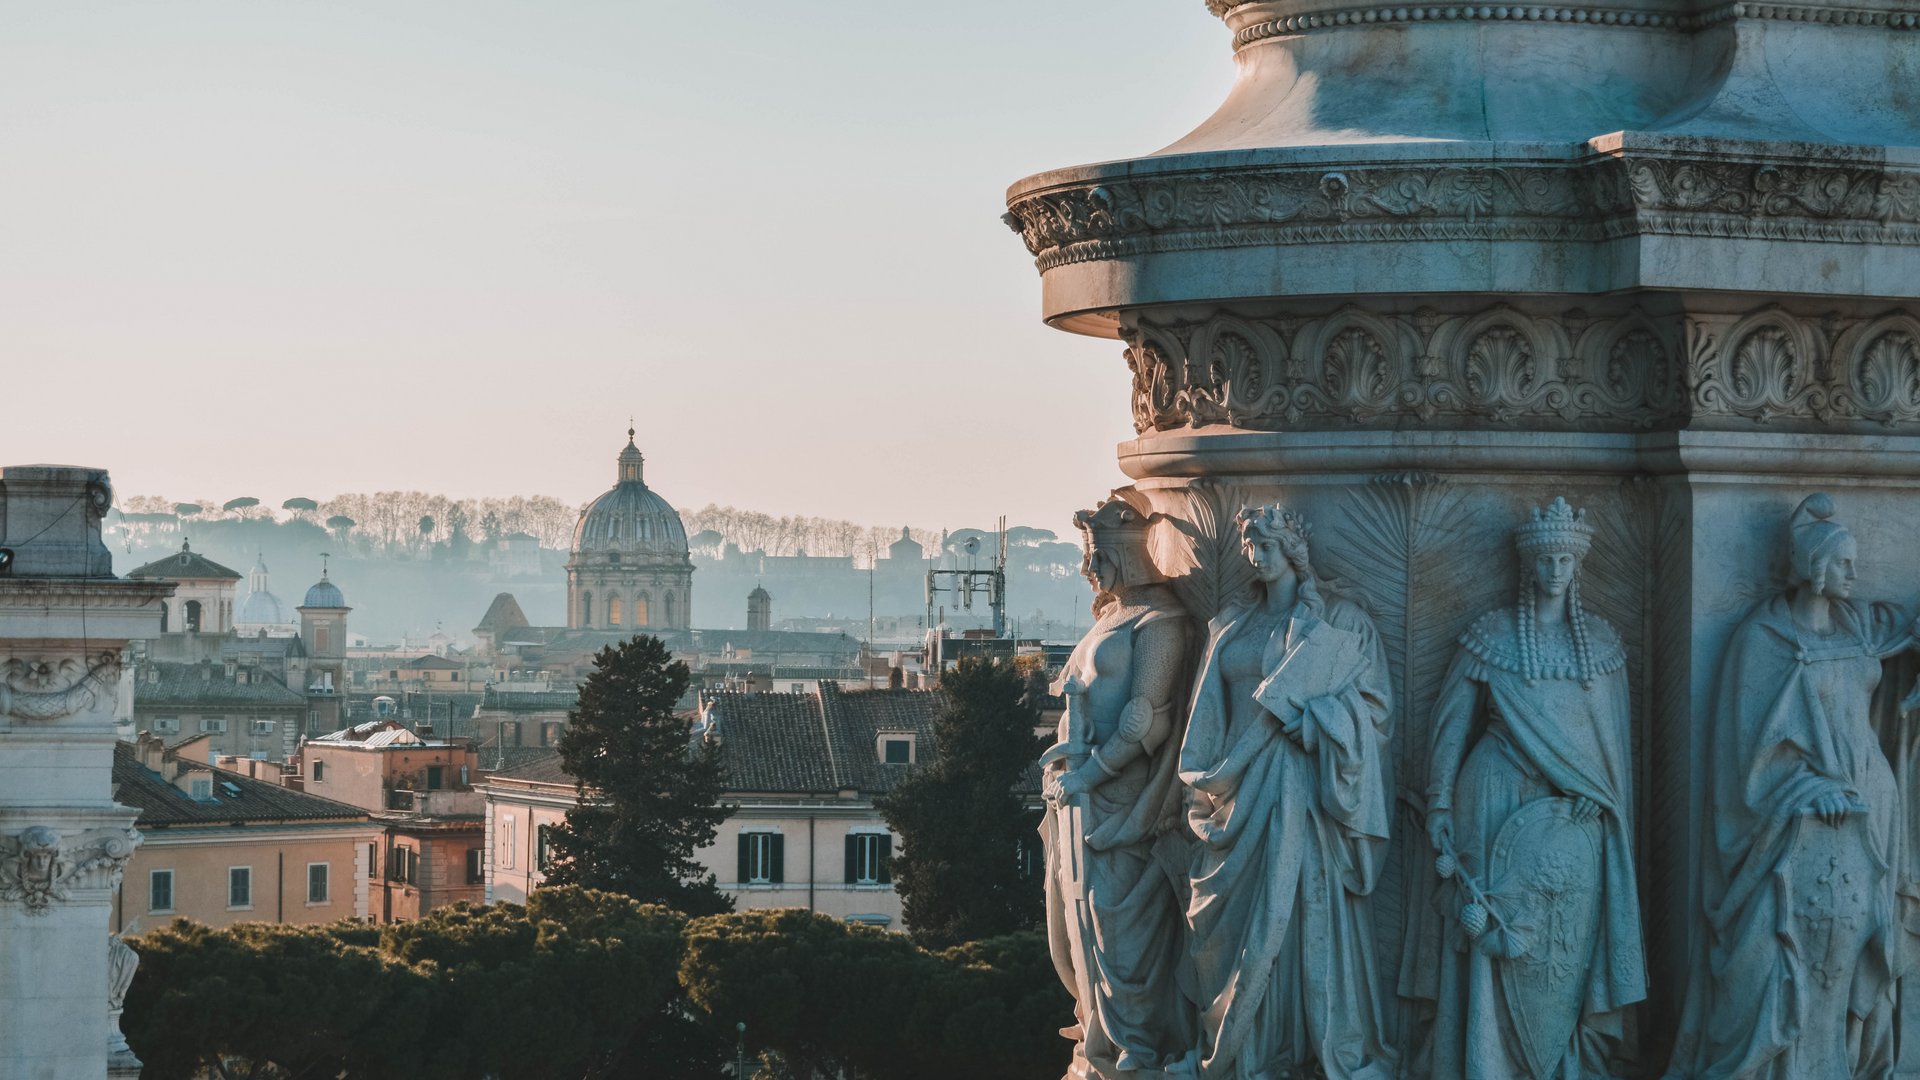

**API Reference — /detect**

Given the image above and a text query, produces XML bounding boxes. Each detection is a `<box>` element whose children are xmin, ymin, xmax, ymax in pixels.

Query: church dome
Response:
<box><xmin>571</xmin><ymin>430</ymin><xmax>690</xmax><ymax>559</ymax></box>
<box><xmin>302</xmin><ymin>572</ymin><xmax>347</xmax><ymax>609</ymax></box>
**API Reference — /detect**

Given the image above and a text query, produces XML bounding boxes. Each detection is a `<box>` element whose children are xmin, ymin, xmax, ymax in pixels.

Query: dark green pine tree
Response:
<box><xmin>877</xmin><ymin>656</ymin><xmax>1045</xmax><ymax>948</ymax></box>
<box><xmin>543</xmin><ymin>635</ymin><xmax>734</xmax><ymax>915</ymax></box>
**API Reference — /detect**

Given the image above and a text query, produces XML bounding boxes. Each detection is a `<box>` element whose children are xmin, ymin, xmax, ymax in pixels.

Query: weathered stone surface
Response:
<box><xmin>0</xmin><ymin>465</ymin><xmax>166</xmax><ymax>1080</ymax></box>
<box><xmin>1009</xmin><ymin>0</ymin><xmax>1920</xmax><ymax>1075</ymax></box>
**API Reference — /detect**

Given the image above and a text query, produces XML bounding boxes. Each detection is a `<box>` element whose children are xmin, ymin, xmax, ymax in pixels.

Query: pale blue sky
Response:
<box><xmin>0</xmin><ymin>1</ymin><xmax>1231</xmax><ymax>535</ymax></box>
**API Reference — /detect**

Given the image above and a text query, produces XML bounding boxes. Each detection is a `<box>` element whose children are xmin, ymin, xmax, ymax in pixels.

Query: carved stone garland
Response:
<box><xmin>0</xmin><ymin>650</ymin><xmax>124</xmax><ymax>723</ymax></box>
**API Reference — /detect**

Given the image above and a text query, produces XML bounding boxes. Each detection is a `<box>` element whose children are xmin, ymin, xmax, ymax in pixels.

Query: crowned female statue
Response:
<box><xmin>1414</xmin><ymin>496</ymin><xmax>1645</xmax><ymax>1080</ymax></box>
<box><xmin>1179</xmin><ymin>504</ymin><xmax>1397</xmax><ymax>1080</ymax></box>
<box><xmin>1042</xmin><ymin>489</ymin><xmax>1197</xmax><ymax>1079</ymax></box>
<box><xmin>1667</xmin><ymin>493</ymin><xmax>1920</xmax><ymax>1080</ymax></box>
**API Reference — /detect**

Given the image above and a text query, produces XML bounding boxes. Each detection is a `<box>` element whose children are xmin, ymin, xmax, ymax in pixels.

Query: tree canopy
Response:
<box><xmin>876</xmin><ymin>657</ymin><xmax>1045</xmax><ymax>948</ymax></box>
<box><xmin>542</xmin><ymin>635</ymin><xmax>733</xmax><ymax>915</ymax></box>
<box><xmin>680</xmin><ymin>908</ymin><xmax>1067</xmax><ymax>1080</ymax></box>
<box><xmin>123</xmin><ymin>888</ymin><xmax>711</xmax><ymax>1080</ymax></box>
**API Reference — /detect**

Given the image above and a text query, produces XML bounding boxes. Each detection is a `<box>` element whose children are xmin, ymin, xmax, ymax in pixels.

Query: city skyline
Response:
<box><xmin>1</xmin><ymin>1</ymin><xmax>1230</xmax><ymax>534</ymax></box>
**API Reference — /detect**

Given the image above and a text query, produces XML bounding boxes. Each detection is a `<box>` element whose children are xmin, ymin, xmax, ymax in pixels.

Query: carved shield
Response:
<box><xmin>1486</xmin><ymin>796</ymin><xmax>1605</xmax><ymax>1080</ymax></box>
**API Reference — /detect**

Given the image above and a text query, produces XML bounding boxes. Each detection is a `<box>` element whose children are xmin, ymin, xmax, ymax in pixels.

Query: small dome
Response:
<box><xmin>237</xmin><ymin>554</ymin><xmax>294</xmax><ymax>627</ymax></box>
<box><xmin>572</xmin><ymin>431</ymin><xmax>689</xmax><ymax>559</ymax></box>
<box><xmin>303</xmin><ymin>573</ymin><xmax>346</xmax><ymax>609</ymax></box>
<box><xmin>238</xmin><ymin>587</ymin><xmax>291</xmax><ymax>626</ymax></box>
<box><xmin>748</xmin><ymin>585</ymin><xmax>771</xmax><ymax>601</ymax></box>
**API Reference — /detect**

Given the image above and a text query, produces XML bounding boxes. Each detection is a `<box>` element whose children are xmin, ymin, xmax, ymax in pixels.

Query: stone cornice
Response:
<box><xmin>1210</xmin><ymin>0</ymin><xmax>1920</xmax><ymax>40</ymax></box>
<box><xmin>1003</xmin><ymin>152</ymin><xmax>1920</xmax><ymax>275</ymax></box>
<box><xmin>0</xmin><ymin>579</ymin><xmax>175</xmax><ymax>609</ymax></box>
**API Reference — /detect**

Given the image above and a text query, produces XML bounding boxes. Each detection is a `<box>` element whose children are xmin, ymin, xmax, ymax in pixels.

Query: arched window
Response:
<box><xmin>664</xmin><ymin>592</ymin><xmax>677</xmax><ymax>628</ymax></box>
<box><xmin>184</xmin><ymin>599</ymin><xmax>203</xmax><ymax>633</ymax></box>
<box><xmin>634</xmin><ymin>593</ymin><xmax>651</xmax><ymax>627</ymax></box>
<box><xmin>159</xmin><ymin>602</ymin><xmax>169</xmax><ymax>634</ymax></box>
<box><xmin>608</xmin><ymin>596</ymin><xmax>623</xmax><ymax>626</ymax></box>
<box><xmin>579</xmin><ymin>591</ymin><xmax>593</xmax><ymax>627</ymax></box>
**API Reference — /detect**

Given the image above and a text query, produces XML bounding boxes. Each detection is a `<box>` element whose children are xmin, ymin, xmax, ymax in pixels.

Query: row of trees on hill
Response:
<box><xmin>115</xmin><ymin>493</ymin><xmax>583</xmax><ymax>555</ymax></box>
<box><xmin>111</xmin><ymin>488</ymin><xmax>1083</xmax><ymax>580</ymax></box>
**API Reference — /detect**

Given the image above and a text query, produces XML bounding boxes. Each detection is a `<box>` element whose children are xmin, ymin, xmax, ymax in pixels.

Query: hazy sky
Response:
<box><xmin>1</xmin><ymin>2</ymin><xmax>1231</xmax><ymax>536</ymax></box>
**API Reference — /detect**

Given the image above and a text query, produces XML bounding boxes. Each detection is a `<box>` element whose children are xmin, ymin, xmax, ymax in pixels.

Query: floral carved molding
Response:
<box><xmin>1004</xmin><ymin>158</ymin><xmax>1920</xmax><ymax>273</ymax></box>
<box><xmin>0</xmin><ymin>651</ymin><xmax>122</xmax><ymax>723</ymax></box>
<box><xmin>1206</xmin><ymin>0</ymin><xmax>1920</xmax><ymax>37</ymax></box>
<box><xmin>1122</xmin><ymin>303</ymin><xmax>1920</xmax><ymax>432</ymax></box>
<box><xmin>0</xmin><ymin>824</ymin><xmax>141</xmax><ymax>915</ymax></box>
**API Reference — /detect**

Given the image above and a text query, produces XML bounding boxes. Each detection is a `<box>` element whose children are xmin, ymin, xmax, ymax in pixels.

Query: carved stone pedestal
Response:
<box><xmin>1007</xmin><ymin>3</ymin><xmax>1920</xmax><ymax>1077</ymax></box>
<box><xmin>0</xmin><ymin>466</ymin><xmax>170</xmax><ymax>1080</ymax></box>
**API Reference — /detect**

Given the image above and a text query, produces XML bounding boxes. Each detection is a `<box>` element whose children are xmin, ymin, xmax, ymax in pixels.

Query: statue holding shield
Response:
<box><xmin>1415</xmin><ymin>496</ymin><xmax>1646</xmax><ymax>1080</ymax></box>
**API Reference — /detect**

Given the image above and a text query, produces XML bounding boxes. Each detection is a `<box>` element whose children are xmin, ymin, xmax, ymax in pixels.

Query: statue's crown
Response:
<box><xmin>1514</xmin><ymin>496</ymin><xmax>1594</xmax><ymax>557</ymax></box>
<box><xmin>1074</xmin><ymin>491</ymin><xmax>1154</xmax><ymax>548</ymax></box>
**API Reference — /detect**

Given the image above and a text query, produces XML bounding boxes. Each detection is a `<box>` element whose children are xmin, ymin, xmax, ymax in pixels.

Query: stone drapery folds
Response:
<box><xmin>1040</xmin><ymin>487</ymin><xmax>1920</xmax><ymax>1079</ymax></box>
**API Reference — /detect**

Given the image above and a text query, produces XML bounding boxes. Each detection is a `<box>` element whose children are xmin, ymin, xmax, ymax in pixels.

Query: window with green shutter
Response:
<box><xmin>740</xmin><ymin>832</ymin><xmax>782</xmax><ymax>885</ymax></box>
<box><xmin>847</xmin><ymin>833</ymin><xmax>891</xmax><ymax>886</ymax></box>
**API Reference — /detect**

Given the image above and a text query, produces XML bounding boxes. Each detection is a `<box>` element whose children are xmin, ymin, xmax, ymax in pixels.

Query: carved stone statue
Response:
<box><xmin>1179</xmin><ymin>504</ymin><xmax>1397</xmax><ymax>1080</ymax></box>
<box><xmin>1043</xmin><ymin>490</ymin><xmax>1197</xmax><ymax>1079</ymax></box>
<box><xmin>1667</xmin><ymin>493</ymin><xmax>1920</xmax><ymax>1079</ymax></box>
<box><xmin>107</xmin><ymin>931</ymin><xmax>139</xmax><ymax>1064</ymax></box>
<box><xmin>1410</xmin><ymin>496</ymin><xmax>1645</xmax><ymax>1079</ymax></box>
<box><xmin>0</xmin><ymin>826</ymin><xmax>72</xmax><ymax>914</ymax></box>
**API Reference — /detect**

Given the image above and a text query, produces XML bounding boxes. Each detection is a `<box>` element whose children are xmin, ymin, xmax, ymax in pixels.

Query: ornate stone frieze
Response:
<box><xmin>0</xmin><ymin>824</ymin><xmax>140</xmax><ymax>915</ymax></box>
<box><xmin>1685</xmin><ymin>308</ymin><xmax>1920</xmax><ymax>425</ymax></box>
<box><xmin>1119</xmin><ymin>302</ymin><xmax>1920</xmax><ymax>433</ymax></box>
<box><xmin>1210</xmin><ymin>0</ymin><xmax>1920</xmax><ymax>39</ymax></box>
<box><xmin>0</xmin><ymin>650</ymin><xmax>123</xmax><ymax>723</ymax></box>
<box><xmin>1004</xmin><ymin>158</ymin><xmax>1920</xmax><ymax>273</ymax></box>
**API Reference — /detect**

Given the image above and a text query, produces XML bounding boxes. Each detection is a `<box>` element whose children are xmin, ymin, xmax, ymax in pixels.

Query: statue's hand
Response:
<box><xmin>1045</xmin><ymin>767</ymin><xmax>1096</xmax><ymax>805</ymax></box>
<box><xmin>1427</xmin><ymin>809</ymin><xmax>1454</xmax><ymax>854</ymax></box>
<box><xmin>1274</xmin><ymin>695</ymin><xmax>1311</xmax><ymax>745</ymax></box>
<box><xmin>1570</xmin><ymin>796</ymin><xmax>1604</xmax><ymax>823</ymax></box>
<box><xmin>1809</xmin><ymin>790</ymin><xmax>1860</xmax><ymax>827</ymax></box>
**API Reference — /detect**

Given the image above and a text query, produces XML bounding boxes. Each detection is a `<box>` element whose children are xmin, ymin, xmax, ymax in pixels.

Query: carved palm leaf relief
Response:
<box><xmin>1323</xmin><ymin>473</ymin><xmax>1497</xmax><ymax>1050</ymax></box>
<box><xmin>1155</xmin><ymin>479</ymin><xmax>1258</xmax><ymax>627</ymax></box>
<box><xmin>1631</xmin><ymin>487</ymin><xmax>1693</xmax><ymax>1042</ymax></box>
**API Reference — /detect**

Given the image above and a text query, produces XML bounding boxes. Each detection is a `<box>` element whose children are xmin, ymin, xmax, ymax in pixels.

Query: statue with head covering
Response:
<box><xmin>1407</xmin><ymin>495</ymin><xmax>1644</xmax><ymax>1080</ymax></box>
<box><xmin>1665</xmin><ymin>493</ymin><xmax>1920</xmax><ymax>1079</ymax></box>
<box><xmin>1041</xmin><ymin>488</ymin><xmax>1197</xmax><ymax>1079</ymax></box>
<box><xmin>1177</xmin><ymin>502</ymin><xmax>1398</xmax><ymax>1080</ymax></box>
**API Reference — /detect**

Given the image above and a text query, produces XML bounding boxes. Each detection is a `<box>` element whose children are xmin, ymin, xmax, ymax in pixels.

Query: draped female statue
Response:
<box><xmin>1413</xmin><ymin>495</ymin><xmax>1645</xmax><ymax>1080</ymax></box>
<box><xmin>1667</xmin><ymin>493</ymin><xmax>1920</xmax><ymax>1079</ymax></box>
<box><xmin>1179</xmin><ymin>504</ymin><xmax>1397</xmax><ymax>1080</ymax></box>
<box><xmin>1042</xmin><ymin>490</ymin><xmax>1197</xmax><ymax>1079</ymax></box>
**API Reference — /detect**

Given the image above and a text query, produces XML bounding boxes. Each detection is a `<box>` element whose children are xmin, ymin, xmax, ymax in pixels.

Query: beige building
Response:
<box><xmin>111</xmin><ymin>735</ymin><xmax>378</xmax><ymax>933</ymax></box>
<box><xmin>127</xmin><ymin>539</ymin><xmax>241</xmax><ymax>639</ymax></box>
<box><xmin>480</xmin><ymin>682</ymin><xmax>959</xmax><ymax>930</ymax></box>
<box><xmin>295</xmin><ymin>720</ymin><xmax>487</xmax><ymax>921</ymax></box>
